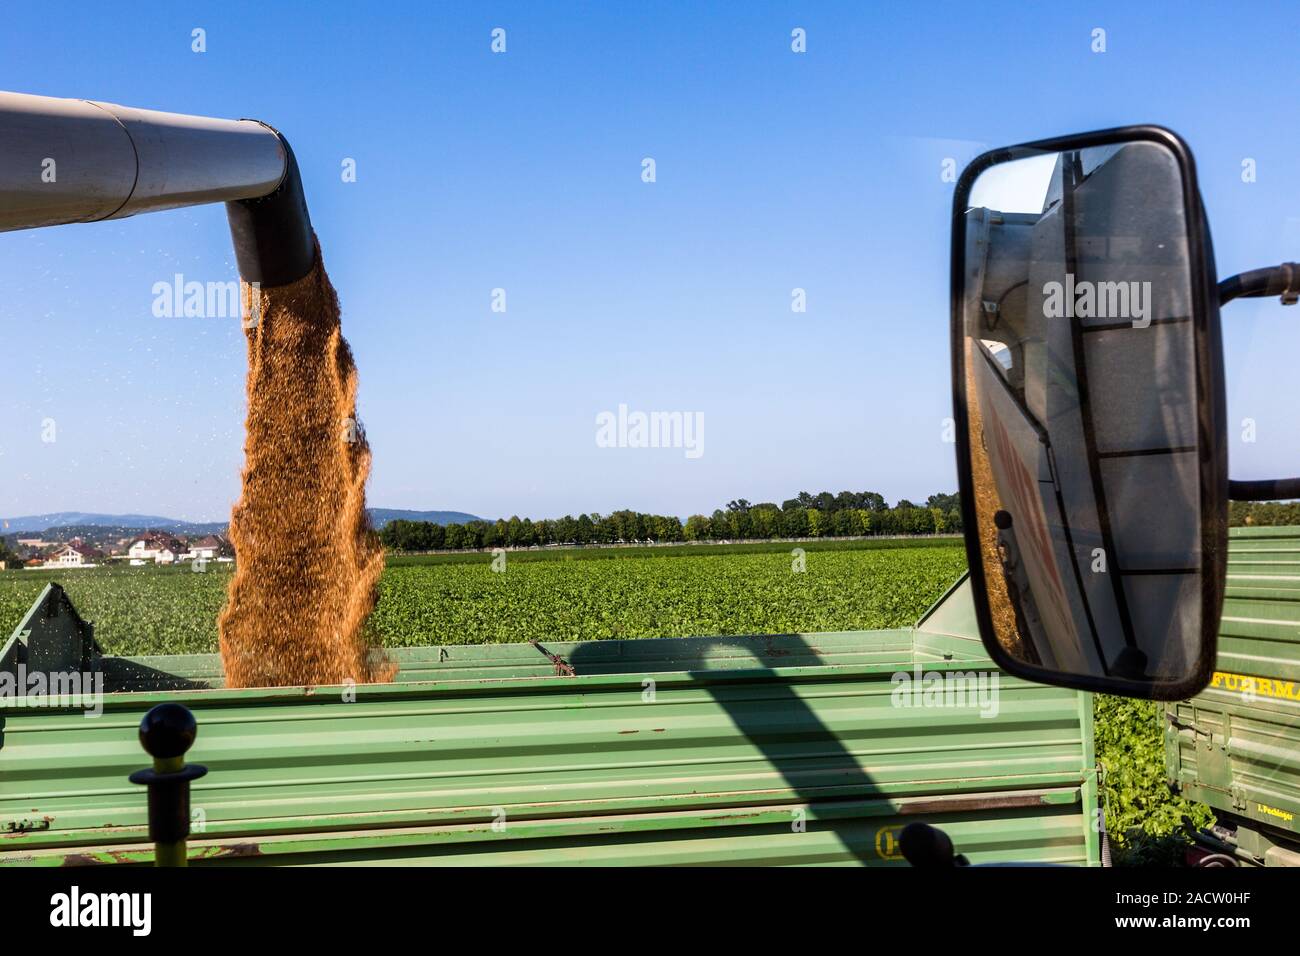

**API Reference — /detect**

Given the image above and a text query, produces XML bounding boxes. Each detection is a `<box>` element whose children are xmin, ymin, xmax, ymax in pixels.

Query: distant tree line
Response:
<box><xmin>0</xmin><ymin>538</ymin><xmax>23</xmax><ymax>568</ymax></box>
<box><xmin>1229</xmin><ymin>500</ymin><xmax>1300</xmax><ymax>527</ymax></box>
<box><xmin>378</xmin><ymin>491</ymin><xmax>963</xmax><ymax>552</ymax></box>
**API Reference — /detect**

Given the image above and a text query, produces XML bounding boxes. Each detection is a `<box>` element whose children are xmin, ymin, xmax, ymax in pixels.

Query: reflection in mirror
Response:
<box><xmin>960</xmin><ymin>139</ymin><xmax>1205</xmax><ymax>691</ymax></box>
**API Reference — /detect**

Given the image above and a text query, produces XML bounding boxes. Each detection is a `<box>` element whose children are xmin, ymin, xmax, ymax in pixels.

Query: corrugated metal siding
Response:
<box><xmin>2</xmin><ymin>578</ymin><xmax>1097</xmax><ymax>866</ymax></box>
<box><xmin>1165</xmin><ymin>527</ymin><xmax>1300</xmax><ymax>848</ymax></box>
<box><xmin>26</xmin><ymin>793</ymin><xmax>1090</xmax><ymax>867</ymax></box>
<box><xmin>101</xmin><ymin>629</ymin><xmax>923</xmax><ymax>690</ymax></box>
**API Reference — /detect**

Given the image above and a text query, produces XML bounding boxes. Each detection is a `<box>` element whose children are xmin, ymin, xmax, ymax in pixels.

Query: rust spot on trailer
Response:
<box><xmin>197</xmin><ymin>841</ymin><xmax>263</xmax><ymax>859</ymax></box>
<box><xmin>3</xmin><ymin>815</ymin><xmax>53</xmax><ymax>835</ymax></box>
<box><xmin>897</xmin><ymin>793</ymin><xmax>1045</xmax><ymax>815</ymax></box>
<box><xmin>617</xmin><ymin>729</ymin><xmax>639</xmax><ymax>735</ymax></box>
<box><xmin>220</xmin><ymin>842</ymin><xmax>263</xmax><ymax>858</ymax></box>
<box><xmin>528</xmin><ymin>640</ymin><xmax>575</xmax><ymax>676</ymax></box>
<box><xmin>78</xmin><ymin>817</ymin><xmax>129</xmax><ymax>830</ymax></box>
<box><xmin>59</xmin><ymin>848</ymin><xmax>137</xmax><ymax>866</ymax></box>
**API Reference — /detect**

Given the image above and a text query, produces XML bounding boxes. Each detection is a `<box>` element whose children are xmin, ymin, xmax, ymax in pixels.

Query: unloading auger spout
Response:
<box><xmin>0</xmin><ymin>90</ymin><xmax>314</xmax><ymax>285</ymax></box>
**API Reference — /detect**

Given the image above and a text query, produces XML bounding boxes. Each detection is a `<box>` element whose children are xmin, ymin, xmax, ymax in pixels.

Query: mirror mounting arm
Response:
<box><xmin>1218</xmin><ymin>263</ymin><xmax>1300</xmax><ymax>306</ymax></box>
<box><xmin>1219</xmin><ymin>264</ymin><xmax>1300</xmax><ymax>501</ymax></box>
<box><xmin>1229</xmin><ymin>477</ymin><xmax>1300</xmax><ymax>500</ymax></box>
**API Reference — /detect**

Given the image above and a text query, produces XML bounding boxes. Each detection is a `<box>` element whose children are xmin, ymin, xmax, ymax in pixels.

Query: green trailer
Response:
<box><xmin>1</xmin><ymin>574</ymin><xmax>1100</xmax><ymax>866</ymax></box>
<box><xmin>1165</xmin><ymin>526</ymin><xmax>1300</xmax><ymax>866</ymax></box>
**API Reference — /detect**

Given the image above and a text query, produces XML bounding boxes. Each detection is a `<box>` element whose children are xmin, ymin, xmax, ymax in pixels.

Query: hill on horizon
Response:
<box><xmin>366</xmin><ymin>509</ymin><xmax>485</xmax><ymax>529</ymax></box>
<box><xmin>0</xmin><ymin>513</ymin><xmax>223</xmax><ymax>535</ymax></box>
<box><xmin>1</xmin><ymin>508</ymin><xmax>484</xmax><ymax>535</ymax></box>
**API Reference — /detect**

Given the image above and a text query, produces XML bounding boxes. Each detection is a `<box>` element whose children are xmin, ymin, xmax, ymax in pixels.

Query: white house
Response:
<box><xmin>183</xmin><ymin>534</ymin><xmax>230</xmax><ymax>562</ymax></box>
<box><xmin>128</xmin><ymin>533</ymin><xmax>184</xmax><ymax>564</ymax></box>
<box><xmin>46</xmin><ymin>543</ymin><xmax>100</xmax><ymax>568</ymax></box>
<box><xmin>127</xmin><ymin>539</ymin><xmax>155</xmax><ymax>561</ymax></box>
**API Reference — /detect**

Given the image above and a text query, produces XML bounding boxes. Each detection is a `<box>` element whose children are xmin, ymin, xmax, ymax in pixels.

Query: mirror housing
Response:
<box><xmin>951</xmin><ymin>126</ymin><xmax>1228</xmax><ymax>701</ymax></box>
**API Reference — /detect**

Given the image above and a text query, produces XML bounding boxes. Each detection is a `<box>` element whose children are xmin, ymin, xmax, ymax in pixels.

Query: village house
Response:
<box><xmin>44</xmin><ymin>542</ymin><xmax>103</xmax><ymax>568</ymax></box>
<box><xmin>127</xmin><ymin>531</ymin><xmax>185</xmax><ymax>565</ymax></box>
<box><xmin>183</xmin><ymin>534</ymin><xmax>232</xmax><ymax>562</ymax></box>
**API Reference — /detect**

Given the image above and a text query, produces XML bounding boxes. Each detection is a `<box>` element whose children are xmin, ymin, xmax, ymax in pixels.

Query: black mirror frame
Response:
<box><xmin>949</xmin><ymin>125</ymin><xmax>1229</xmax><ymax>701</ymax></box>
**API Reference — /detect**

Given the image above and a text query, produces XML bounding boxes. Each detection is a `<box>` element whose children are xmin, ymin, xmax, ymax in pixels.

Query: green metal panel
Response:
<box><xmin>1</xmin><ymin>575</ymin><xmax>1098</xmax><ymax>866</ymax></box>
<box><xmin>15</xmin><ymin>793</ymin><xmax>1092</xmax><ymax>867</ymax></box>
<box><xmin>100</xmin><ymin>629</ymin><xmax>921</xmax><ymax>690</ymax></box>
<box><xmin>1165</xmin><ymin>527</ymin><xmax>1300</xmax><ymax>854</ymax></box>
<box><xmin>0</xmin><ymin>583</ymin><xmax>100</xmax><ymax>676</ymax></box>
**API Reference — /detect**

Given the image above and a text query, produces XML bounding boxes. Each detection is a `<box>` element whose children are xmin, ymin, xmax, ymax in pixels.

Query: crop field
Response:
<box><xmin>0</xmin><ymin>540</ymin><xmax>965</xmax><ymax>656</ymax></box>
<box><xmin>1</xmin><ymin>563</ymin><xmax>236</xmax><ymax>658</ymax></box>
<box><xmin>374</xmin><ymin>544</ymin><xmax>967</xmax><ymax>647</ymax></box>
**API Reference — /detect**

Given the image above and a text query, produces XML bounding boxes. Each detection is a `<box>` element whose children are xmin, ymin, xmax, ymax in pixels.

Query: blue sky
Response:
<box><xmin>1</xmin><ymin>1</ymin><xmax>1297</xmax><ymax>522</ymax></box>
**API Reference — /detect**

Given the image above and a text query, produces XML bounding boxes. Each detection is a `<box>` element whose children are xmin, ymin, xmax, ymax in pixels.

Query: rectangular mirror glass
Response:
<box><xmin>955</xmin><ymin>134</ymin><xmax>1223</xmax><ymax>698</ymax></box>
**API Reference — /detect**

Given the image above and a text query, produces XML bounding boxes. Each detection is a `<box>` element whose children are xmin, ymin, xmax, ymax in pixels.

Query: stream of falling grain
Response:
<box><xmin>218</xmin><ymin>244</ymin><xmax>391</xmax><ymax>687</ymax></box>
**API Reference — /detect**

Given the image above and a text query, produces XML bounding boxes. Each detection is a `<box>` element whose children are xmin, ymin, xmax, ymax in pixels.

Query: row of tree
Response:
<box><xmin>378</xmin><ymin>491</ymin><xmax>963</xmax><ymax>552</ymax></box>
<box><xmin>0</xmin><ymin>538</ymin><xmax>23</xmax><ymax>569</ymax></box>
<box><xmin>1229</xmin><ymin>500</ymin><xmax>1300</xmax><ymax>527</ymax></box>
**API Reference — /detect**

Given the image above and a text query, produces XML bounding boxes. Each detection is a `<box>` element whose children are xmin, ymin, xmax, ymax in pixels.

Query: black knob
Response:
<box><xmin>899</xmin><ymin>822</ymin><xmax>967</xmax><ymax>867</ymax></box>
<box><xmin>138</xmin><ymin>703</ymin><xmax>198</xmax><ymax>760</ymax></box>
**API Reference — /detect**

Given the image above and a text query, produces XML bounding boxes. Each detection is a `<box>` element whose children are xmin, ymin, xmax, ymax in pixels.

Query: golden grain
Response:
<box><xmin>218</xmin><ymin>244</ymin><xmax>391</xmax><ymax>687</ymax></box>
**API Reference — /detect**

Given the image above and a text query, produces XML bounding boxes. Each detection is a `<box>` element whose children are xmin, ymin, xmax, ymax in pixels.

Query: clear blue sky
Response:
<box><xmin>1</xmin><ymin>1</ymin><xmax>1296</xmax><ymax>523</ymax></box>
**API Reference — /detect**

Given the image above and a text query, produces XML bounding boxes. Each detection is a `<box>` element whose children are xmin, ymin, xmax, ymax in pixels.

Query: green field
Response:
<box><xmin>1</xmin><ymin>563</ymin><xmax>236</xmax><ymax>658</ymax></box>
<box><xmin>0</xmin><ymin>540</ymin><xmax>965</xmax><ymax>655</ymax></box>
<box><xmin>376</xmin><ymin>543</ymin><xmax>966</xmax><ymax>646</ymax></box>
<box><xmin>382</xmin><ymin>535</ymin><xmax>963</xmax><ymax>566</ymax></box>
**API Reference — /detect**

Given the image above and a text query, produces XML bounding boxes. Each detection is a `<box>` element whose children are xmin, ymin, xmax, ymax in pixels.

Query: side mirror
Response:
<box><xmin>951</xmin><ymin>126</ymin><xmax>1228</xmax><ymax>700</ymax></box>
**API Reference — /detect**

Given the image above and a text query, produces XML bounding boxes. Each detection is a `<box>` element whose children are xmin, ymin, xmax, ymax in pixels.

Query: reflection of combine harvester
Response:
<box><xmin>991</xmin><ymin>508</ymin><xmax>1045</xmax><ymax>665</ymax></box>
<box><xmin>962</xmin><ymin>143</ymin><xmax>1202</xmax><ymax>683</ymax></box>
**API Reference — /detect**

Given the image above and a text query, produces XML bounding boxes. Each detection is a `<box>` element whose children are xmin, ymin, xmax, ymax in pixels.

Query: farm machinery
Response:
<box><xmin>0</xmin><ymin>90</ymin><xmax>313</xmax><ymax>285</ymax></box>
<box><xmin>952</xmin><ymin>127</ymin><xmax>1300</xmax><ymax>866</ymax></box>
<box><xmin>1</xmin><ymin>92</ymin><xmax>1297</xmax><ymax>866</ymax></box>
<box><xmin>1163</xmin><ymin>526</ymin><xmax>1300</xmax><ymax>867</ymax></box>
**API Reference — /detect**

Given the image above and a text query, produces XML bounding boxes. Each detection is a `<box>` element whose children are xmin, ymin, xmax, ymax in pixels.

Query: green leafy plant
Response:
<box><xmin>0</xmin><ymin>542</ymin><xmax>966</xmax><ymax>654</ymax></box>
<box><xmin>1095</xmin><ymin>694</ymin><xmax>1214</xmax><ymax>866</ymax></box>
